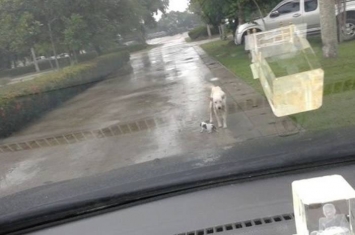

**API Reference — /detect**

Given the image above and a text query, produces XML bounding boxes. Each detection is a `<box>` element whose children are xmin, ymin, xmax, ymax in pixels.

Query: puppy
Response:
<box><xmin>200</xmin><ymin>121</ymin><xmax>217</xmax><ymax>133</ymax></box>
<box><xmin>209</xmin><ymin>86</ymin><xmax>227</xmax><ymax>128</ymax></box>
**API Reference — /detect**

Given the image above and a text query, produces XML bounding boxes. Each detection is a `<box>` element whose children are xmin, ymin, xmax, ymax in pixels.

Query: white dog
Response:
<box><xmin>209</xmin><ymin>86</ymin><xmax>227</xmax><ymax>128</ymax></box>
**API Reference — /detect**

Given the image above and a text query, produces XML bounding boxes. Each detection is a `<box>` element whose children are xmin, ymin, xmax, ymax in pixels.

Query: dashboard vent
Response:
<box><xmin>174</xmin><ymin>213</ymin><xmax>294</xmax><ymax>235</ymax></box>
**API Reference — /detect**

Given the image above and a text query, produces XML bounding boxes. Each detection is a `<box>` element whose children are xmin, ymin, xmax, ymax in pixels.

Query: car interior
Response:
<box><xmin>28</xmin><ymin>163</ymin><xmax>355</xmax><ymax>235</ymax></box>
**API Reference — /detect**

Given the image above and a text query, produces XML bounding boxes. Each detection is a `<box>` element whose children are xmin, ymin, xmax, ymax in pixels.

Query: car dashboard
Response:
<box><xmin>28</xmin><ymin>163</ymin><xmax>355</xmax><ymax>235</ymax></box>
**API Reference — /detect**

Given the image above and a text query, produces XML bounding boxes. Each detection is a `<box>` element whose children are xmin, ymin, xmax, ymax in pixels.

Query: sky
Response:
<box><xmin>169</xmin><ymin>0</ymin><xmax>189</xmax><ymax>12</ymax></box>
<box><xmin>154</xmin><ymin>0</ymin><xmax>189</xmax><ymax>20</ymax></box>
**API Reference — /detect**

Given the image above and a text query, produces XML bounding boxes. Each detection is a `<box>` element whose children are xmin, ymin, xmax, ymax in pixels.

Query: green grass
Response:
<box><xmin>266</xmin><ymin>50</ymin><xmax>318</xmax><ymax>78</ymax></box>
<box><xmin>201</xmin><ymin>40</ymin><xmax>262</xmax><ymax>93</ymax></box>
<box><xmin>185</xmin><ymin>37</ymin><xmax>192</xmax><ymax>43</ymax></box>
<box><xmin>185</xmin><ymin>35</ymin><xmax>221</xmax><ymax>43</ymax></box>
<box><xmin>200</xmin><ymin>37</ymin><xmax>355</xmax><ymax>131</ymax></box>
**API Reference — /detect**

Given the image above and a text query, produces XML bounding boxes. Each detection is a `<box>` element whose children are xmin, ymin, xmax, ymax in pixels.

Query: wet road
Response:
<box><xmin>0</xmin><ymin>34</ymin><xmax>300</xmax><ymax>198</ymax></box>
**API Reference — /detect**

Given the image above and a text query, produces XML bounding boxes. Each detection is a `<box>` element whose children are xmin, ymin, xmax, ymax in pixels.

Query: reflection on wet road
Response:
<box><xmin>0</xmin><ymin>34</ymin><xmax>300</xmax><ymax>197</ymax></box>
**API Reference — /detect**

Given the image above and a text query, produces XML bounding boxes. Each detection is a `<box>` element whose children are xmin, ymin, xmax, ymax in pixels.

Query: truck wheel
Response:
<box><xmin>341</xmin><ymin>18</ymin><xmax>355</xmax><ymax>41</ymax></box>
<box><xmin>241</xmin><ymin>29</ymin><xmax>260</xmax><ymax>44</ymax></box>
<box><xmin>241</xmin><ymin>32</ymin><xmax>248</xmax><ymax>44</ymax></box>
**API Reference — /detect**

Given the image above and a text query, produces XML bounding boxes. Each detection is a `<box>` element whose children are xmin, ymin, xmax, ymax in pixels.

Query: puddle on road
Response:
<box><xmin>0</xmin><ymin>116</ymin><xmax>168</xmax><ymax>153</ymax></box>
<box><xmin>0</xmin><ymin>97</ymin><xmax>301</xmax><ymax>154</ymax></box>
<box><xmin>0</xmin><ymin>158</ymin><xmax>43</xmax><ymax>190</ymax></box>
<box><xmin>0</xmin><ymin>104</ymin><xmax>243</xmax><ymax>154</ymax></box>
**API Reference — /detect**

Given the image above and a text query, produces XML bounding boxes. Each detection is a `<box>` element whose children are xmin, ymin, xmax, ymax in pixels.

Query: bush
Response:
<box><xmin>0</xmin><ymin>51</ymin><xmax>130</xmax><ymax>137</ymax></box>
<box><xmin>77</xmin><ymin>52</ymin><xmax>98</xmax><ymax>63</ymax></box>
<box><xmin>0</xmin><ymin>65</ymin><xmax>36</xmax><ymax>78</ymax></box>
<box><xmin>0</xmin><ymin>52</ymin><xmax>99</xmax><ymax>79</ymax></box>
<box><xmin>126</xmin><ymin>44</ymin><xmax>147</xmax><ymax>52</ymax></box>
<box><xmin>0</xmin><ymin>57</ymin><xmax>72</xmax><ymax>78</ymax></box>
<box><xmin>105</xmin><ymin>44</ymin><xmax>147</xmax><ymax>54</ymax></box>
<box><xmin>0</xmin><ymin>44</ymin><xmax>145</xmax><ymax>79</ymax></box>
<box><xmin>188</xmin><ymin>26</ymin><xmax>205</xmax><ymax>40</ymax></box>
<box><xmin>188</xmin><ymin>26</ymin><xmax>219</xmax><ymax>40</ymax></box>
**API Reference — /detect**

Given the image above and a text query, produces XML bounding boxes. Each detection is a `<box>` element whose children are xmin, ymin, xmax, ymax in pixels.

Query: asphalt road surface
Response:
<box><xmin>0</xmin><ymin>34</ymin><xmax>301</xmax><ymax>198</ymax></box>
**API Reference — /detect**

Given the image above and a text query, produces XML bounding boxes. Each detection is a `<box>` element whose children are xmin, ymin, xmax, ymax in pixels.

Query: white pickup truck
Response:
<box><xmin>234</xmin><ymin>0</ymin><xmax>355</xmax><ymax>44</ymax></box>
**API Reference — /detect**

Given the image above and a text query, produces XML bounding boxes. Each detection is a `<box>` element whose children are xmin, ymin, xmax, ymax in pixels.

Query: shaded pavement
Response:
<box><xmin>0</xmin><ymin>34</ymin><xmax>302</xmax><ymax>198</ymax></box>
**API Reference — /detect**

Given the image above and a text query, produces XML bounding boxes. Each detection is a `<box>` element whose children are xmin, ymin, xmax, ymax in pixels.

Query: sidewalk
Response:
<box><xmin>194</xmin><ymin>45</ymin><xmax>304</xmax><ymax>137</ymax></box>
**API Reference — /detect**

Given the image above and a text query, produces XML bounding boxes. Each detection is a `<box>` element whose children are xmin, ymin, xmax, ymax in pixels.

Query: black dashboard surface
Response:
<box><xmin>30</xmin><ymin>164</ymin><xmax>355</xmax><ymax>235</ymax></box>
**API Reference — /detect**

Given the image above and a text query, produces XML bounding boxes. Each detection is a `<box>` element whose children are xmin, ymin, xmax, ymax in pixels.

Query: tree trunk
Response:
<box><xmin>233</xmin><ymin>18</ymin><xmax>238</xmax><ymax>39</ymax></box>
<box><xmin>68</xmin><ymin>49</ymin><xmax>74</xmax><ymax>65</ymax></box>
<box><xmin>48</xmin><ymin>56</ymin><xmax>54</xmax><ymax>69</ymax></box>
<box><xmin>320</xmin><ymin>0</ymin><xmax>338</xmax><ymax>58</ymax></box>
<box><xmin>139</xmin><ymin>24</ymin><xmax>146</xmax><ymax>44</ymax></box>
<box><xmin>207</xmin><ymin>24</ymin><xmax>212</xmax><ymax>38</ymax></box>
<box><xmin>237</xmin><ymin>2</ymin><xmax>244</xmax><ymax>26</ymax></box>
<box><xmin>5</xmin><ymin>56</ymin><xmax>11</xmax><ymax>69</ymax></box>
<box><xmin>30</xmin><ymin>47</ymin><xmax>40</xmax><ymax>73</ymax></box>
<box><xmin>73</xmin><ymin>50</ymin><xmax>78</xmax><ymax>63</ymax></box>
<box><xmin>13</xmin><ymin>54</ymin><xmax>18</xmax><ymax>68</ymax></box>
<box><xmin>48</xmin><ymin>22</ymin><xmax>60</xmax><ymax>69</ymax></box>
<box><xmin>94</xmin><ymin>44</ymin><xmax>102</xmax><ymax>55</ymax></box>
<box><xmin>251</xmin><ymin>0</ymin><xmax>266</xmax><ymax>30</ymax></box>
<box><xmin>220</xmin><ymin>24</ymin><xmax>227</xmax><ymax>40</ymax></box>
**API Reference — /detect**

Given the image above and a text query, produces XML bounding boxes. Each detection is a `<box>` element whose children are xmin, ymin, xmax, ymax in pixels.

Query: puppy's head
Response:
<box><xmin>212</xmin><ymin>94</ymin><xmax>225</xmax><ymax>110</ymax></box>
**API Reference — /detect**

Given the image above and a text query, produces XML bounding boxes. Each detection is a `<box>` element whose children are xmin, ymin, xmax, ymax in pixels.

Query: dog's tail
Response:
<box><xmin>205</xmin><ymin>83</ymin><xmax>217</xmax><ymax>90</ymax></box>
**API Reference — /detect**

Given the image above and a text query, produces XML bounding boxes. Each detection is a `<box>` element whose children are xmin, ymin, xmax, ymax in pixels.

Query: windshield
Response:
<box><xmin>0</xmin><ymin>0</ymin><xmax>354</xmax><ymax>230</ymax></box>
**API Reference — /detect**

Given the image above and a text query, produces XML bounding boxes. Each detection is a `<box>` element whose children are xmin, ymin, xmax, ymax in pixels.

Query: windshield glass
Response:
<box><xmin>0</xmin><ymin>0</ymin><xmax>354</xmax><ymax>222</ymax></box>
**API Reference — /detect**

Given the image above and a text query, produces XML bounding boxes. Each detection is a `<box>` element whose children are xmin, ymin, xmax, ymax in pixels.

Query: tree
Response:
<box><xmin>0</xmin><ymin>1</ymin><xmax>42</xmax><ymax>70</ymax></box>
<box><xmin>189</xmin><ymin>0</ymin><xmax>229</xmax><ymax>39</ymax></box>
<box><xmin>151</xmin><ymin>11</ymin><xmax>202</xmax><ymax>35</ymax></box>
<box><xmin>188</xmin><ymin>0</ymin><xmax>279</xmax><ymax>39</ymax></box>
<box><xmin>63</xmin><ymin>14</ymin><xmax>90</xmax><ymax>63</ymax></box>
<box><xmin>12</xmin><ymin>13</ymin><xmax>42</xmax><ymax>71</ymax></box>
<box><xmin>65</xmin><ymin>0</ymin><xmax>168</xmax><ymax>53</ymax></box>
<box><xmin>35</xmin><ymin>42</ymin><xmax>55</xmax><ymax>69</ymax></box>
<box><xmin>29</xmin><ymin>0</ymin><xmax>71</xmax><ymax>69</ymax></box>
<box><xmin>69</xmin><ymin>0</ymin><xmax>121</xmax><ymax>54</ymax></box>
<box><xmin>136</xmin><ymin>0</ymin><xmax>169</xmax><ymax>42</ymax></box>
<box><xmin>188</xmin><ymin>0</ymin><xmax>226</xmax><ymax>27</ymax></box>
<box><xmin>319</xmin><ymin>0</ymin><xmax>338</xmax><ymax>58</ymax></box>
<box><xmin>139</xmin><ymin>0</ymin><xmax>169</xmax><ymax>24</ymax></box>
<box><xmin>0</xmin><ymin>0</ymin><xmax>170</xmax><ymax>70</ymax></box>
